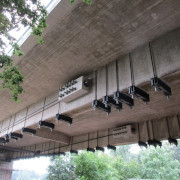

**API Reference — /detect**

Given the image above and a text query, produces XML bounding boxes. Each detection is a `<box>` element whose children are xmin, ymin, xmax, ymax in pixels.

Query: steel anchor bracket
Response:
<box><xmin>151</xmin><ymin>77</ymin><xmax>172</xmax><ymax>97</ymax></box>
<box><xmin>21</xmin><ymin>128</ymin><xmax>36</xmax><ymax>136</ymax></box>
<box><xmin>0</xmin><ymin>137</ymin><xmax>9</xmax><ymax>144</ymax></box>
<box><xmin>70</xmin><ymin>150</ymin><xmax>78</xmax><ymax>154</ymax></box>
<box><xmin>113</xmin><ymin>91</ymin><xmax>134</xmax><ymax>108</ymax></box>
<box><xmin>128</xmin><ymin>86</ymin><xmax>150</xmax><ymax>103</ymax></box>
<box><xmin>168</xmin><ymin>137</ymin><xmax>178</xmax><ymax>146</ymax></box>
<box><xmin>4</xmin><ymin>134</ymin><xmax>10</xmax><ymax>141</ymax></box>
<box><xmin>92</xmin><ymin>100</ymin><xmax>111</xmax><ymax>115</ymax></box>
<box><xmin>55</xmin><ymin>114</ymin><xmax>73</xmax><ymax>125</ymax></box>
<box><xmin>87</xmin><ymin>148</ymin><xmax>95</xmax><ymax>153</ymax></box>
<box><xmin>38</xmin><ymin>120</ymin><xmax>55</xmax><ymax>131</ymax></box>
<box><xmin>107</xmin><ymin>145</ymin><xmax>116</xmax><ymax>151</ymax></box>
<box><xmin>103</xmin><ymin>95</ymin><xmax>122</xmax><ymax>111</ymax></box>
<box><xmin>9</xmin><ymin>132</ymin><xmax>23</xmax><ymax>140</ymax></box>
<box><xmin>148</xmin><ymin>139</ymin><xmax>162</xmax><ymax>147</ymax></box>
<box><xmin>138</xmin><ymin>141</ymin><xmax>147</xmax><ymax>148</ymax></box>
<box><xmin>96</xmin><ymin>146</ymin><xmax>104</xmax><ymax>152</ymax></box>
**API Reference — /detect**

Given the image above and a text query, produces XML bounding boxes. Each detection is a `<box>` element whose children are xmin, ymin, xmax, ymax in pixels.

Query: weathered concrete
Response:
<box><xmin>1</xmin><ymin>28</ymin><xmax>180</xmax><ymax>139</ymax></box>
<box><xmin>0</xmin><ymin>0</ymin><xmax>180</xmax><ymax>161</ymax></box>
<box><xmin>0</xmin><ymin>161</ymin><xmax>13</xmax><ymax>180</ymax></box>
<box><xmin>0</xmin><ymin>28</ymin><xmax>179</xmax><ymax>161</ymax></box>
<box><xmin>2</xmin><ymin>114</ymin><xmax>179</xmax><ymax>161</ymax></box>
<box><xmin>35</xmin><ymin>129</ymin><xmax>70</xmax><ymax>144</ymax></box>
<box><xmin>0</xmin><ymin>0</ymin><xmax>180</xmax><ymax>121</ymax></box>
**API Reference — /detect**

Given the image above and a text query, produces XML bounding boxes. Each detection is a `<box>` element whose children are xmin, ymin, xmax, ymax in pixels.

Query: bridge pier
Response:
<box><xmin>0</xmin><ymin>161</ymin><xmax>13</xmax><ymax>180</ymax></box>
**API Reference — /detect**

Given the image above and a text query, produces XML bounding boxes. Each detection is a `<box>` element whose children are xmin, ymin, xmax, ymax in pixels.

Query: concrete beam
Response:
<box><xmin>5</xmin><ymin>114</ymin><xmax>179</xmax><ymax>161</ymax></box>
<box><xmin>0</xmin><ymin>28</ymin><xmax>180</xmax><ymax>153</ymax></box>
<box><xmin>35</xmin><ymin>129</ymin><xmax>70</xmax><ymax>144</ymax></box>
<box><xmin>0</xmin><ymin>145</ymin><xmax>33</xmax><ymax>153</ymax></box>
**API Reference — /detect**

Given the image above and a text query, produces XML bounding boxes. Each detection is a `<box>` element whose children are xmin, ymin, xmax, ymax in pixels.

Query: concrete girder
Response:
<box><xmin>0</xmin><ymin>0</ymin><xmax>180</xmax><ymax>122</ymax></box>
<box><xmin>0</xmin><ymin>28</ymin><xmax>180</xmax><ymax>140</ymax></box>
<box><xmin>3</xmin><ymin>114</ymin><xmax>180</xmax><ymax>161</ymax></box>
<box><xmin>35</xmin><ymin>129</ymin><xmax>70</xmax><ymax>144</ymax></box>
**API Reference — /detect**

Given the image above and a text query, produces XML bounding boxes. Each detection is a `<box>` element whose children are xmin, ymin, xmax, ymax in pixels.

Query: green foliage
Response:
<box><xmin>12</xmin><ymin>43</ymin><xmax>24</xmax><ymax>56</ymax></box>
<box><xmin>0</xmin><ymin>55</ymin><xmax>12</xmax><ymax>67</ymax></box>
<box><xmin>110</xmin><ymin>145</ymin><xmax>138</xmax><ymax>161</ymax></box>
<box><xmin>0</xmin><ymin>0</ymin><xmax>47</xmax><ymax>101</ymax></box>
<box><xmin>139</xmin><ymin>146</ymin><xmax>180</xmax><ymax>180</ymax></box>
<box><xmin>0</xmin><ymin>0</ymin><xmax>48</xmax><ymax>48</ymax></box>
<box><xmin>69</xmin><ymin>0</ymin><xmax>92</xmax><ymax>5</ymax></box>
<box><xmin>0</xmin><ymin>63</ymin><xmax>24</xmax><ymax>102</ymax></box>
<box><xmin>112</xmin><ymin>157</ymin><xmax>141</xmax><ymax>180</ymax></box>
<box><xmin>47</xmin><ymin>144</ymin><xmax>180</xmax><ymax>180</ymax></box>
<box><xmin>75</xmin><ymin>152</ymin><xmax>118</xmax><ymax>180</ymax></box>
<box><xmin>171</xmin><ymin>140</ymin><xmax>180</xmax><ymax>163</ymax></box>
<box><xmin>47</xmin><ymin>154</ymin><xmax>77</xmax><ymax>180</ymax></box>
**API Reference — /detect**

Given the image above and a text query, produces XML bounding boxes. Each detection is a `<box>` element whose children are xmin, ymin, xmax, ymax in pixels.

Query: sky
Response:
<box><xmin>13</xmin><ymin>157</ymin><xmax>50</xmax><ymax>175</ymax></box>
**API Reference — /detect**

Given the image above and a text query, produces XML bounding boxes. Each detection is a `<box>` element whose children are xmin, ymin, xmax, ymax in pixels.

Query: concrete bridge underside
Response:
<box><xmin>0</xmin><ymin>0</ymin><xmax>180</xmax><ymax>163</ymax></box>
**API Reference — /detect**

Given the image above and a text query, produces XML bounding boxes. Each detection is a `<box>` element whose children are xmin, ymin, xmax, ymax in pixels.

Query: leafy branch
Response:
<box><xmin>0</xmin><ymin>0</ymin><xmax>47</xmax><ymax>102</ymax></box>
<box><xmin>0</xmin><ymin>0</ymin><xmax>91</xmax><ymax>102</ymax></box>
<box><xmin>69</xmin><ymin>0</ymin><xmax>92</xmax><ymax>5</ymax></box>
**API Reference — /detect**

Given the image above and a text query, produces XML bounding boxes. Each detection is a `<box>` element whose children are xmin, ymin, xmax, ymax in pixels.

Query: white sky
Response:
<box><xmin>13</xmin><ymin>157</ymin><xmax>50</xmax><ymax>175</ymax></box>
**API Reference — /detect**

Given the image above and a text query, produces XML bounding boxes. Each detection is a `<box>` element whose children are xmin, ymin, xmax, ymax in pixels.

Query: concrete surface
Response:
<box><xmin>0</xmin><ymin>0</ymin><xmax>180</xmax><ymax>161</ymax></box>
<box><xmin>0</xmin><ymin>162</ymin><xmax>13</xmax><ymax>180</ymax></box>
<box><xmin>0</xmin><ymin>0</ymin><xmax>180</xmax><ymax>121</ymax></box>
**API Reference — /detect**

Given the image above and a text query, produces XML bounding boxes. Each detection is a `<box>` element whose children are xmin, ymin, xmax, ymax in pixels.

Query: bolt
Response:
<box><xmin>155</xmin><ymin>86</ymin><xmax>157</xmax><ymax>92</ymax></box>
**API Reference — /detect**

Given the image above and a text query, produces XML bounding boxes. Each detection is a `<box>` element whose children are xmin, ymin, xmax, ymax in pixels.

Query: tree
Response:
<box><xmin>69</xmin><ymin>0</ymin><xmax>92</xmax><ymax>4</ymax></box>
<box><xmin>112</xmin><ymin>157</ymin><xmax>142</xmax><ymax>180</ymax></box>
<box><xmin>140</xmin><ymin>146</ymin><xmax>180</xmax><ymax>180</ymax></box>
<box><xmin>0</xmin><ymin>0</ymin><xmax>47</xmax><ymax>102</ymax></box>
<box><xmin>47</xmin><ymin>144</ymin><xmax>180</xmax><ymax>180</ymax></box>
<box><xmin>171</xmin><ymin>140</ymin><xmax>180</xmax><ymax>163</ymax></box>
<box><xmin>110</xmin><ymin>145</ymin><xmax>138</xmax><ymax>161</ymax></box>
<box><xmin>47</xmin><ymin>154</ymin><xmax>77</xmax><ymax>180</ymax></box>
<box><xmin>75</xmin><ymin>152</ymin><xmax>118</xmax><ymax>180</ymax></box>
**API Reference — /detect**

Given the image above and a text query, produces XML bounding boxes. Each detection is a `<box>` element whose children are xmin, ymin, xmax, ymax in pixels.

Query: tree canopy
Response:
<box><xmin>48</xmin><ymin>154</ymin><xmax>76</xmax><ymax>180</ymax></box>
<box><xmin>47</xmin><ymin>144</ymin><xmax>180</xmax><ymax>180</ymax></box>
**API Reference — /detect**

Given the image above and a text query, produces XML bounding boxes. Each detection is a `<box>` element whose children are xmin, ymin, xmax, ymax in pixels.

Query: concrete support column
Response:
<box><xmin>0</xmin><ymin>161</ymin><xmax>13</xmax><ymax>180</ymax></box>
